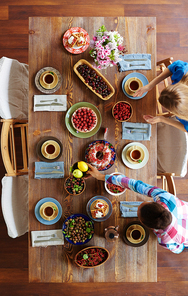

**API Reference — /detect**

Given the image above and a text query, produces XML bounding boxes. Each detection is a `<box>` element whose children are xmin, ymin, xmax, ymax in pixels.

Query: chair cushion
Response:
<box><xmin>0</xmin><ymin>57</ymin><xmax>28</xmax><ymax>119</ymax></box>
<box><xmin>1</xmin><ymin>175</ymin><xmax>28</xmax><ymax>238</ymax></box>
<box><xmin>157</xmin><ymin>118</ymin><xmax>188</xmax><ymax>177</ymax></box>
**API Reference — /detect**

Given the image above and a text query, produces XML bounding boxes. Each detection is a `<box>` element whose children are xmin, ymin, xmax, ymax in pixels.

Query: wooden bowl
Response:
<box><xmin>64</xmin><ymin>176</ymin><xmax>86</xmax><ymax>196</ymax></box>
<box><xmin>74</xmin><ymin>246</ymin><xmax>110</xmax><ymax>268</ymax></box>
<box><xmin>73</xmin><ymin>59</ymin><xmax>115</xmax><ymax>100</ymax></box>
<box><xmin>112</xmin><ymin>101</ymin><xmax>133</xmax><ymax>122</ymax></box>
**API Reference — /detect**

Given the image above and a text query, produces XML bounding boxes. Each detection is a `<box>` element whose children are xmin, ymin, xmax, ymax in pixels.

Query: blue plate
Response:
<box><xmin>62</xmin><ymin>213</ymin><xmax>94</xmax><ymax>245</ymax></box>
<box><xmin>122</xmin><ymin>73</ymin><xmax>149</xmax><ymax>100</ymax></box>
<box><xmin>86</xmin><ymin>196</ymin><xmax>113</xmax><ymax>222</ymax></box>
<box><xmin>35</xmin><ymin>197</ymin><xmax>62</xmax><ymax>225</ymax></box>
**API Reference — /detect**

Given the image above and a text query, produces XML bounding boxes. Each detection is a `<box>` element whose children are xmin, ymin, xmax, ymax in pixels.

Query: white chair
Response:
<box><xmin>0</xmin><ymin>56</ymin><xmax>28</xmax><ymax>119</ymax></box>
<box><xmin>1</xmin><ymin>175</ymin><xmax>28</xmax><ymax>238</ymax></box>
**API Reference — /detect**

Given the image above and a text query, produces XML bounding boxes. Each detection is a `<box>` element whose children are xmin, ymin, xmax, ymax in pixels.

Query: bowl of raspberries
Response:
<box><xmin>112</xmin><ymin>101</ymin><xmax>133</xmax><ymax>122</ymax></box>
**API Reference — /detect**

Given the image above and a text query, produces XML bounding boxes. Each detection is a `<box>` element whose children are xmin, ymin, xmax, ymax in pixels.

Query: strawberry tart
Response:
<box><xmin>71</xmin><ymin>107</ymin><xmax>97</xmax><ymax>133</ymax></box>
<box><xmin>86</xmin><ymin>141</ymin><xmax>114</xmax><ymax>170</ymax></box>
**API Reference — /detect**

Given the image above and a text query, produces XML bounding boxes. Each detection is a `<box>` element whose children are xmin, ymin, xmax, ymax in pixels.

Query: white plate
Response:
<box><xmin>122</xmin><ymin>142</ymin><xmax>149</xmax><ymax>169</ymax></box>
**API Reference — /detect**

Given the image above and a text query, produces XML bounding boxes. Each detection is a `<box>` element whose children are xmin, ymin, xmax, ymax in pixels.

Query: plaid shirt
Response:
<box><xmin>106</xmin><ymin>174</ymin><xmax>188</xmax><ymax>254</ymax></box>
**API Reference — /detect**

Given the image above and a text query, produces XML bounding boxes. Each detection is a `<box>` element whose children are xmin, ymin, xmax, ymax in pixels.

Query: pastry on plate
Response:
<box><xmin>67</xmin><ymin>34</ymin><xmax>78</xmax><ymax>48</ymax></box>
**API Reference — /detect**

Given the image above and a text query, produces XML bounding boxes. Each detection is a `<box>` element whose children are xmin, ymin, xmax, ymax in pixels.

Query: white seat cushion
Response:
<box><xmin>1</xmin><ymin>175</ymin><xmax>28</xmax><ymax>238</ymax></box>
<box><xmin>157</xmin><ymin>118</ymin><xmax>188</xmax><ymax>177</ymax></box>
<box><xmin>0</xmin><ymin>57</ymin><xmax>28</xmax><ymax>119</ymax></box>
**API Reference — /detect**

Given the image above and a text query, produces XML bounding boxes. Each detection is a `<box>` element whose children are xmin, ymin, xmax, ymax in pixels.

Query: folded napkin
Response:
<box><xmin>118</xmin><ymin>53</ymin><xmax>151</xmax><ymax>72</ymax></box>
<box><xmin>31</xmin><ymin>229</ymin><xmax>64</xmax><ymax>247</ymax></box>
<box><xmin>120</xmin><ymin>201</ymin><xmax>143</xmax><ymax>217</ymax></box>
<box><xmin>122</xmin><ymin>122</ymin><xmax>151</xmax><ymax>141</ymax></box>
<box><xmin>34</xmin><ymin>161</ymin><xmax>64</xmax><ymax>179</ymax></box>
<box><xmin>34</xmin><ymin>95</ymin><xmax>67</xmax><ymax>112</ymax></box>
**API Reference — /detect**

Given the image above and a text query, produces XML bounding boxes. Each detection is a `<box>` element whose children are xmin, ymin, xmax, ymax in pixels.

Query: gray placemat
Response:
<box><xmin>122</xmin><ymin>122</ymin><xmax>151</xmax><ymax>140</ymax></box>
<box><xmin>118</xmin><ymin>53</ymin><xmax>151</xmax><ymax>71</ymax></box>
<box><xmin>120</xmin><ymin>201</ymin><xmax>143</xmax><ymax>217</ymax></box>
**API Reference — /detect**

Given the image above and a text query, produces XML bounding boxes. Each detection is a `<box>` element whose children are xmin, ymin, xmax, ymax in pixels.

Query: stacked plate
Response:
<box><xmin>35</xmin><ymin>67</ymin><xmax>62</xmax><ymax>94</ymax></box>
<box><xmin>121</xmin><ymin>142</ymin><xmax>149</xmax><ymax>169</ymax></box>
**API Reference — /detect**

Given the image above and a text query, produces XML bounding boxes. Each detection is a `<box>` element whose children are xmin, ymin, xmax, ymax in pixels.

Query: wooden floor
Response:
<box><xmin>0</xmin><ymin>1</ymin><xmax>188</xmax><ymax>295</ymax></box>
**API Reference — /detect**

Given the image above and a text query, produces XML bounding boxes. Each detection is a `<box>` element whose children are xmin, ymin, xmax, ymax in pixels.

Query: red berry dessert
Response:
<box><xmin>71</xmin><ymin>107</ymin><xmax>97</xmax><ymax>133</ymax></box>
<box><xmin>113</xmin><ymin>101</ymin><xmax>132</xmax><ymax>121</ymax></box>
<box><xmin>90</xmin><ymin>199</ymin><xmax>109</xmax><ymax>219</ymax></box>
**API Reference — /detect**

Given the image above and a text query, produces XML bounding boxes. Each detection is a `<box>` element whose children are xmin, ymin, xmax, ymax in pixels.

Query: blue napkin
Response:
<box><xmin>34</xmin><ymin>161</ymin><xmax>64</xmax><ymax>179</ymax></box>
<box><xmin>120</xmin><ymin>201</ymin><xmax>143</xmax><ymax>217</ymax></box>
<box><xmin>118</xmin><ymin>53</ymin><xmax>151</xmax><ymax>72</ymax></box>
<box><xmin>122</xmin><ymin>122</ymin><xmax>151</xmax><ymax>141</ymax></box>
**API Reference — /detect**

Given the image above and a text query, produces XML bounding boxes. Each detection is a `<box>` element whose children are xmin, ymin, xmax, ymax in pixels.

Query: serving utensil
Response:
<box><xmin>40</xmin><ymin>166</ymin><xmax>61</xmax><ymax>170</ymax></box>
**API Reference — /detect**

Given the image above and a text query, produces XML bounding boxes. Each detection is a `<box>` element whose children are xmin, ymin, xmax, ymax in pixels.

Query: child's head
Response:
<box><xmin>137</xmin><ymin>202</ymin><xmax>172</xmax><ymax>230</ymax></box>
<box><xmin>159</xmin><ymin>74</ymin><xmax>188</xmax><ymax>120</ymax></box>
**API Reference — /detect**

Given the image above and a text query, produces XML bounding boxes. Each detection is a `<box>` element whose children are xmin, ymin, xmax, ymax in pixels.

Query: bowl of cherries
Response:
<box><xmin>112</xmin><ymin>101</ymin><xmax>133</xmax><ymax>122</ymax></box>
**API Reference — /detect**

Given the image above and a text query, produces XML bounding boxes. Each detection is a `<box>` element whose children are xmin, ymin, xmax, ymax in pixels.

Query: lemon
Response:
<box><xmin>77</xmin><ymin>161</ymin><xmax>88</xmax><ymax>172</ymax></box>
<box><xmin>73</xmin><ymin>169</ymin><xmax>83</xmax><ymax>178</ymax></box>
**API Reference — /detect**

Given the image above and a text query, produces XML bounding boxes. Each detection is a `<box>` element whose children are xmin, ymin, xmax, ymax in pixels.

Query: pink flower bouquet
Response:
<box><xmin>89</xmin><ymin>25</ymin><xmax>126</xmax><ymax>70</ymax></box>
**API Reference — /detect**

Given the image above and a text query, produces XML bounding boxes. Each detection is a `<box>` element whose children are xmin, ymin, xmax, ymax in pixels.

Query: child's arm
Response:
<box><xmin>134</xmin><ymin>67</ymin><xmax>171</xmax><ymax>97</ymax></box>
<box><xmin>143</xmin><ymin>115</ymin><xmax>187</xmax><ymax>132</ymax></box>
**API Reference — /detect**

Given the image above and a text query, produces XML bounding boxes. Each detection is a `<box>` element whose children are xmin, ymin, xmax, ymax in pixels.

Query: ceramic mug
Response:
<box><xmin>127</xmin><ymin>77</ymin><xmax>143</xmax><ymax>95</ymax></box>
<box><xmin>42</xmin><ymin>72</ymin><xmax>55</xmax><ymax>87</ymax></box>
<box><xmin>40</xmin><ymin>202</ymin><xmax>58</xmax><ymax>221</ymax></box>
<box><xmin>129</xmin><ymin>147</ymin><xmax>142</xmax><ymax>162</ymax></box>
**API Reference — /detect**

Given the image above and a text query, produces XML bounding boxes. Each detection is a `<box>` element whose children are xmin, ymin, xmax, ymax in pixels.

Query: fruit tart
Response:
<box><xmin>71</xmin><ymin>107</ymin><xmax>97</xmax><ymax>133</ymax></box>
<box><xmin>90</xmin><ymin>199</ymin><xmax>109</xmax><ymax>218</ymax></box>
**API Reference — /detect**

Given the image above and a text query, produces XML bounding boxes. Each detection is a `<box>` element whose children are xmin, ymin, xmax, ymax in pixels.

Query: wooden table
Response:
<box><xmin>28</xmin><ymin>16</ymin><xmax>157</xmax><ymax>283</ymax></box>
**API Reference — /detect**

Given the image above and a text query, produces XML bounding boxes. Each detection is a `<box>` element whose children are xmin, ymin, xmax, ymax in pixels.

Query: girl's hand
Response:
<box><xmin>85</xmin><ymin>163</ymin><xmax>105</xmax><ymax>181</ymax></box>
<box><xmin>143</xmin><ymin>115</ymin><xmax>164</xmax><ymax>124</ymax></box>
<box><xmin>133</xmin><ymin>84</ymin><xmax>151</xmax><ymax>97</ymax></box>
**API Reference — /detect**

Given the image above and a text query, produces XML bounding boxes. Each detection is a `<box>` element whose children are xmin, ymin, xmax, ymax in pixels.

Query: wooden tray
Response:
<box><xmin>73</xmin><ymin>59</ymin><xmax>115</xmax><ymax>100</ymax></box>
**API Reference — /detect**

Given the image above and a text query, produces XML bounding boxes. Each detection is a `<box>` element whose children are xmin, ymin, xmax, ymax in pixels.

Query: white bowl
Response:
<box><xmin>104</xmin><ymin>172</ymin><xmax>126</xmax><ymax>196</ymax></box>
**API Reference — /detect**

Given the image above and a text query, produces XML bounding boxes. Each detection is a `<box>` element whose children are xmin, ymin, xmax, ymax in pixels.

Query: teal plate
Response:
<box><xmin>65</xmin><ymin>102</ymin><xmax>102</xmax><ymax>138</ymax></box>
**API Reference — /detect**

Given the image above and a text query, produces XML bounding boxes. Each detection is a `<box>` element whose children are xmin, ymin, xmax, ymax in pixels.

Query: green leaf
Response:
<box><xmin>83</xmin><ymin>254</ymin><xmax>89</xmax><ymax>260</ymax></box>
<box><xmin>86</xmin><ymin>228</ymin><xmax>91</xmax><ymax>233</ymax></box>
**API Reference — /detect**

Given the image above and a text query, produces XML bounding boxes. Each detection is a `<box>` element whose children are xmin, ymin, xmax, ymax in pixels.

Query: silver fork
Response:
<box><xmin>40</xmin><ymin>165</ymin><xmax>61</xmax><ymax>169</ymax></box>
<box><xmin>126</xmin><ymin>130</ymin><xmax>147</xmax><ymax>134</ymax></box>
<box><xmin>37</xmin><ymin>234</ymin><xmax>56</xmax><ymax>238</ymax></box>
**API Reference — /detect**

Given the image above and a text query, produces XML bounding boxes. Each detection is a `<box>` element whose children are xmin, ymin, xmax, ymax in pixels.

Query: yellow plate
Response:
<box><xmin>39</xmin><ymin>71</ymin><xmax>58</xmax><ymax>89</ymax></box>
<box><xmin>39</xmin><ymin>202</ymin><xmax>59</xmax><ymax>221</ymax></box>
<box><xmin>125</xmin><ymin>145</ymin><xmax>145</xmax><ymax>164</ymax></box>
<box><xmin>41</xmin><ymin>140</ymin><xmax>60</xmax><ymax>160</ymax></box>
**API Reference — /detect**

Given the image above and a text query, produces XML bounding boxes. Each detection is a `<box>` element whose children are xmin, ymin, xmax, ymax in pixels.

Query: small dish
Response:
<box><xmin>121</xmin><ymin>142</ymin><xmax>149</xmax><ymax>169</ymax></box>
<box><xmin>35</xmin><ymin>67</ymin><xmax>62</xmax><ymax>94</ymax></box>
<box><xmin>62</xmin><ymin>214</ymin><xmax>94</xmax><ymax>245</ymax></box>
<box><xmin>41</xmin><ymin>140</ymin><xmax>61</xmax><ymax>160</ymax></box>
<box><xmin>75</xmin><ymin>246</ymin><xmax>110</xmax><ymax>268</ymax></box>
<box><xmin>35</xmin><ymin>197</ymin><xmax>62</xmax><ymax>225</ymax></box>
<box><xmin>112</xmin><ymin>101</ymin><xmax>133</xmax><ymax>122</ymax></box>
<box><xmin>123</xmin><ymin>221</ymin><xmax>149</xmax><ymax>247</ymax></box>
<box><xmin>104</xmin><ymin>172</ymin><xmax>126</xmax><ymax>196</ymax></box>
<box><xmin>86</xmin><ymin>196</ymin><xmax>113</xmax><ymax>222</ymax></box>
<box><xmin>36</xmin><ymin>136</ymin><xmax>63</xmax><ymax>163</ymax></box>
<box><xmin>64</xmin><ymin>176</ymin><xmax>86</xmax><ymax>195</ymax></box>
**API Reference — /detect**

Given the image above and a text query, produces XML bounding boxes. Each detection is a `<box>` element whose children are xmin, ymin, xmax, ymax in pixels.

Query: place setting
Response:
<box><xmin>121</xmin><ymin>142</ymin><xmax>149</xmax><ymax>169</ymax></box>
<box><xmin>35</xmin><ymin>66</ymin><xmax>62</xmax><ymax>94</ymax></box>
<box><xmin>31</xmin><ymin>229</ymin><xmax>64</xmax><ymax>247</ymax></box>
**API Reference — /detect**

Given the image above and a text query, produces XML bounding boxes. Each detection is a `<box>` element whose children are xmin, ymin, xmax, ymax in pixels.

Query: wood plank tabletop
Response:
<box><xmin>28</xmin><ymin>16</ymin><xmax>157</xmax><ymax>283</ymax></box>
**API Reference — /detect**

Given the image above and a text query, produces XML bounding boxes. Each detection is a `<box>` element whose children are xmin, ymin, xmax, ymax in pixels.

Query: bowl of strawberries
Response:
<box><xmin>112</xmin><ymin>101</ymin><xmax>133</xmax><ymax>122</ymax></box>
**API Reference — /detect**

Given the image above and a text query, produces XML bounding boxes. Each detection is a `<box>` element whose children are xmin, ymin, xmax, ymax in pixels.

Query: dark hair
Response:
<box><xmin>140</xmin><ymin>202</ymin><xmax>172</xmax><ymax>230</ymax></box>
